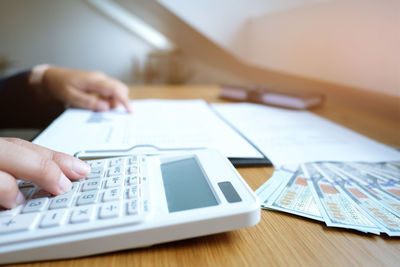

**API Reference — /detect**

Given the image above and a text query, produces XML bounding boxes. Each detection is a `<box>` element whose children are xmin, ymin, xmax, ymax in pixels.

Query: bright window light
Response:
<box><xmin>87</xmin><ymin>0</ymin><xmax>175</xmax><ymax>50</ymax></box>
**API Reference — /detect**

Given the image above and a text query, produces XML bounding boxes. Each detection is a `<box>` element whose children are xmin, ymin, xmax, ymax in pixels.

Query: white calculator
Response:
<box><xmin>0</xmin><ymin>148</ymin><xmax>260</xmax><ymax>264</ymax></box>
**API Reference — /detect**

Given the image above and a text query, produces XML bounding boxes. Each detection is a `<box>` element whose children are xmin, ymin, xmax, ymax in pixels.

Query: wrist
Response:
<box><xmin>29</xmin><ymin>64</ymin><xmax>51</xmax><ymax>88</ymax></box>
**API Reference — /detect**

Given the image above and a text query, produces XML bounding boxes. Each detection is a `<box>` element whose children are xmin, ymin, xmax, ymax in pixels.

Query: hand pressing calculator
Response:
<box><xmin>0</xmin><ymin>148</ymin><xmax>260</xmax><ymax>264</ymax></box>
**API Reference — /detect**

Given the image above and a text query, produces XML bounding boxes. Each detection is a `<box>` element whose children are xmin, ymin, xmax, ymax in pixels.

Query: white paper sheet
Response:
<box><xmin>34</xmin><ymin>100</ymin><xmax>263</xmax><ymax>159</ymax></box>
<box><xmin>211</xmin><ymin>103</ymin><xmax>400</xmax><ymax>165</ymax></box>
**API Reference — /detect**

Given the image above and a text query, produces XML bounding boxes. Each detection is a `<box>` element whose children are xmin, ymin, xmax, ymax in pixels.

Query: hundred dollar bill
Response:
<box><xmin>331</xmin><ymin>162</ymin><xmax>400</xmax><ymax>202</ymax></box>
<box><xmin>263</xmin><ymin>165</ymin><xmax>323</xmax><ymax>221</ymax></box>
<box><xmin>327</xmin><ymin>162</ymin><xmax>400</xmax><ymax>216</ymax></box>
<box><xmin>355</xmin><ymin>162</ymin><xmax>400</xmax><ymax>179</ymax></box>
<box><xmin>344</xmin><ymin>163</ymin><xmax>400</xmax><ymax>192</ymax></box>
<box><xmin>387</xmin><ymin>162</ymin><xmax>400</xmax><ymax>172</ymax></box>
<box><xmin>256</xmin><ymin>166</ymin><xmax>295</xmax><ymax>206</ymax></box>
<box><xmin>317</xmin><ymin>163</ymin><xmax>400</xmax><ymax>236</ymax></box>
<box><xmin>303</xmin><ymin>162</ymin><xmax>380</xmax><ymax>234</ymax></box>
<box><xmin>352</xmin><ymin>163</ymin><xmax>400</xmax><ymax>186</ymax></box>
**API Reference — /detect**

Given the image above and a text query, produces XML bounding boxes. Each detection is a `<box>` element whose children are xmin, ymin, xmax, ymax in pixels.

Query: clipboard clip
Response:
<box><xmin>74</xmin><ymin>144</ymin><xmax>207</xmax><ymax>159</ymax></box>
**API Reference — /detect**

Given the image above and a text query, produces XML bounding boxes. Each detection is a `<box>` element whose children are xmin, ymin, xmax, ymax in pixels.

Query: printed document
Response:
<box><xmin>34</xmin><ymin>100</ymin><xmax>263</xmax><ymax>159</ymax></box>
<box><xmin>211</xmin><ymin>103</ymin><xmax>400</xmax><ymax>165</ymax></box>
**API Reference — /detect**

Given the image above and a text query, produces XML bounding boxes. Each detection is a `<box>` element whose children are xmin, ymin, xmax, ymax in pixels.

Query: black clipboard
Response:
<box><xmin>209</xmin><ymin>104</ymin><xmax>273</xmax><ymax>168</ymax></box>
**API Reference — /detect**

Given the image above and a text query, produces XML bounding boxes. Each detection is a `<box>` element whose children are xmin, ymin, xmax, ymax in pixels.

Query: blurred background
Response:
<box><xmin>0</xmin><ymin>0</ymin><xmax>399</xmax><ymax>110</ymax></box>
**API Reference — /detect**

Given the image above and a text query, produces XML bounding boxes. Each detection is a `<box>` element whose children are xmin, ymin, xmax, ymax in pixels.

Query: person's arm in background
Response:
<box><xmin>0</xmin><ymin>69</ymin><xmax>64</xmax><ymax>129</ymax></box>
<box><xmin>0</xmin><ymin>65</ymin><xmax>132</xmax><ymax>129</ymax></box>
<box><xmin>0</xmin><ymin>65</ymin><xmax>132</xmax><ymax>209</ymax></box>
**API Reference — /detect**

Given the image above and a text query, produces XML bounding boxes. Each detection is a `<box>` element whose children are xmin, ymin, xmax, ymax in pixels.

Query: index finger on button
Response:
<box><xmin>5</xmin><ymin>138</ymin><xmax>90</xmax><ymax>180</ymax></box>
<box><xmin>0</xmin><ymin>139</ymin><xmax>71</xmax><ymax>196</ymax></box>
<box><xmin>0</xmin><ymin>170</ymin><xmax>24</xmax><ymax>209</ymax></box>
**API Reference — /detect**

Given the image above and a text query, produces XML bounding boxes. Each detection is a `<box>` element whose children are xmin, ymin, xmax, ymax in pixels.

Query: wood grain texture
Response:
<box><xmin>9</xmin><ymin>85</ymin><xmax>399</xmax><ymax>267</ymax></box>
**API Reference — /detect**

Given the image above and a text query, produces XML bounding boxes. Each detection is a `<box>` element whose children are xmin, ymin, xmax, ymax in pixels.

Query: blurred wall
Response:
<box><xmin>158</xmin><ymin>0</ymin><xmax>400</xmax><ymax>97</ymax></box>
<box><xmin>240</xmin><ymin>0</ymin><xmax>400</xmax><ymax>97</ymax></box>
<box><xmin>0</xmin><ymin>0</ymin><xmax>152</xmax><ymax>83</ymax></box>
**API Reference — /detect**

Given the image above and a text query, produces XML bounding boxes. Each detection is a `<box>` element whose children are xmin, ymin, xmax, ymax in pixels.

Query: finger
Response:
<box><xmin>84</xmin><ymin>73</ymin><xmax>132</xmax><ymax>113</ymax></box>
<box><xmin>0</xmin><ymin>139</ymin><xmax>71</xmax><ymax>195</ymax></box>
<box><xmin>103</xmin><ymin>96</ymin><xmax>119</xmax><ymax>109</ymax></box>
<box><xmin>94</xmin><ymin>78</ymin><xmax>131</xmax><ymax>112</ymax></box>
<box><xmin>5</xmin><ymin>138</ymin><xmax>90</xmax><ymax>180</ymax></box>
<box><xmin>65</xmin><ymin>87</ymin><xmax>111</xmax><ymax>112</ymax></box>
<box><xmin>0</xmin><ymin>170</ymin><xmax>25</xmax><ymax>209</ymax></box>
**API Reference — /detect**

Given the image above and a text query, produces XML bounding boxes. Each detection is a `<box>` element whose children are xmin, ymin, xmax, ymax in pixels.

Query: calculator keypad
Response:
<box><xmin>0</xmin><ymin>156</ymin><xmax>150</xmax><ymax>243</ymax></box>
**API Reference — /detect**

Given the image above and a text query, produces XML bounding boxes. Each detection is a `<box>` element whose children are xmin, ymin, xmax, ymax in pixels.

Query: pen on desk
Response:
<box><xmin>220</xmin><ymin>84</ymin><xmax>324</xmax><ymax>110</ymax></box>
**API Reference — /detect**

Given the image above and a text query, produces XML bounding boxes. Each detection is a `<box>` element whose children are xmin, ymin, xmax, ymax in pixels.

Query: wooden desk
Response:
<box><xmin>12</xmin><ymin>85</ymin><xmax>400</xmax><ymax>267</ymax></box>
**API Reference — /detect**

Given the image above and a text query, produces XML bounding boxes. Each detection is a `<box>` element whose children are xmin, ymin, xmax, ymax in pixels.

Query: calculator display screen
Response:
<box><xmin>161</xmin><ymin>157</ymin><xmax>218</xmax><ymax>212</ymax></box>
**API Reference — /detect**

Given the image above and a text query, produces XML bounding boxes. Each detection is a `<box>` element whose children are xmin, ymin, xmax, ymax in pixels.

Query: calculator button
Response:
<box><xmin>107</xmin><ymin>166</ymin><xmax>122</xmax><ymax>177</ymax></box>
<box><xmin>32</xmin><ymin>189</ymin><xmax>52</xmax><ymax>199</ymax></box>
<box><xmin>77</xmin><ymin>191</ymin><xmax>99</xmax><ymax>206</ymax></box>
<box><xmin>126</xmin><ymin>200</ymin><xmax>138</xmax><ymax>215</ymax></box>
<box><xmin>99</xmin><ymin>202</ymin><xmax>120</xmax><ymax>219</ymax></box>
<box><xmin>49</xmin><ymin>195</ymin><xmax>73</xmax><ymax>210</ymax></box>
<box><xmin>18</xmin><ymin>181</ymin><xmax>35</xmax><ymax>188</ymax></box>
<box><xmin>70</xmin><ymin>207</ymin><xmax>94</xmax><ymax>223</ymax></box>
<box><xmin>88</xmin><ymin>160</ymin><xmax>105</xmax><ymax>169</ymax></box>
<box><xmin>22</xmin><ymin>198</ymin><xmax>49</xmax><ymax>213</ymax></box>
<box><xmin>19</xmin><ymin>187</ymin><xmax>35</xmax><ymax>199</ymax></box>
<box><xmin>0</xmin><ymin>213</ymin><xmax>39</xmax><ymax>234</ymax></box>
<box><xmin>109</xmin><ymin>158</ymin><xmax>124</xmax><ymax>167</ymax></box>
<box><xmin>82</xmin><ymin>179</ymin><xmax>101</xmax><ymax>191</ymax></box>
<box><xmin>103</xmin><ymin>188</ymin><xmax>122</xmax><ymax>202</ymax></box>
<box><xmin>40</xmin><ymin>210</ymin><xmax>67</xmax><ymax>228</ymax></box>
<box><xmin>126</xmin><ymin>176</ymin><xmax>138</xmax><ymax>186</ymax></box>
<box><xmin>87</xmin><ymin>169</ymin><xmax>103</xmax><ymax>179</ymax></box>
<box><xmin>0</xmin><ymin>206</ymin><xmax>21</xmax><ymax>218</ymax></box>
<box><xmin>126</xmin><ymin>186</ymin><xmax>138</xmax><ymax>199</ymax></box>
<box><xmin>126</xmin><ymin>166</ymin><xmax>138</xmax><ymax>175</ymax></box>
<box><xmin>70</xmin><ymin>182</ymin><xmax>80</xmax><ymax>193</ymax></box>
<box><xmin>105</xmin><ymin>177</ymin><xmax>123</xmax><ymax>188</ymax></box>
<box><xmin>128</xmin><ymin>156</ymin><xmax>138</xmax><ymax>165</ymax></box>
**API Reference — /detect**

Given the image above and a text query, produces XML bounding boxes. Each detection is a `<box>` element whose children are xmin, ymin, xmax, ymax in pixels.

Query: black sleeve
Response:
<box><xmin>0</xmin><ymin>70</ymin><xmax>65</xmax><ymax>129</ymax></box>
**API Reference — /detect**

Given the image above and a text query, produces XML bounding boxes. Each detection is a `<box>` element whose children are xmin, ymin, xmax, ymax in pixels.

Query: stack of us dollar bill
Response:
<box><xmin>256</xmin><ymin>162</ymin><xmax>400</xmax><ymax>236</ymax></box>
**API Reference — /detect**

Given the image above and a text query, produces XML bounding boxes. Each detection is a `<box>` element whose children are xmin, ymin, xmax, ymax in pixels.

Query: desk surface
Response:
<box><xmin>12</xmin><ymin>85</ymin><xmax>400</xmax><ymax>267</ymax></box>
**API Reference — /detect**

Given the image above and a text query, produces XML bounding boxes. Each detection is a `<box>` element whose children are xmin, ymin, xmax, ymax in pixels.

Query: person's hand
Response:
<box><xmin>36</xmin><ymin>66</ymin><xmax>132</xmax><ymax>112</ymax></box>
<box><xmin>0</xmin><ymin>138</ymin><xmax>91</xmax><ymax>209</ymax></box>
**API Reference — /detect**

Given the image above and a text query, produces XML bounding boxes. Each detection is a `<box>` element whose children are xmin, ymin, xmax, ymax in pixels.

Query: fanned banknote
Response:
<box><xmin>302</xmin><ymin>163</ymin><xmax>380</xmax><ymax>234</ymax></box>
<box><xmin>387</xmin><ymin>162</ymin><xmax>400</xmax><ymax>172</ymax></box>
<box><xmin>255</xmin><ymin>166</ymin><xmax>294</xmax><ymax>207</ymax></box>
<box><xmin>256</xmin><ymin>161</ymin><xmax>400</xmax><ymax>236</ymax></box>
<box><xmin>330</xmin><ymin>163</ymin><xmax>400</xmax><ymax>205</ymax></box>
<box><xmin>259</xmin><ymin>165</ymin><xmax>323</xmax><ymax>221</ymax></box>
<box><xmin>326</xmin><ymin>163</ymin><xmax>400</xmax><ymax>216</ymax></box>
<box><xmin>354</xmin><ymin>162</ymin><xmax>400</xmax><ymax>181</ymax></box>
<box><xmin>321</xmin><ymin>163</ymin><xmax>400</xmax><ymax>236</ymax></box>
